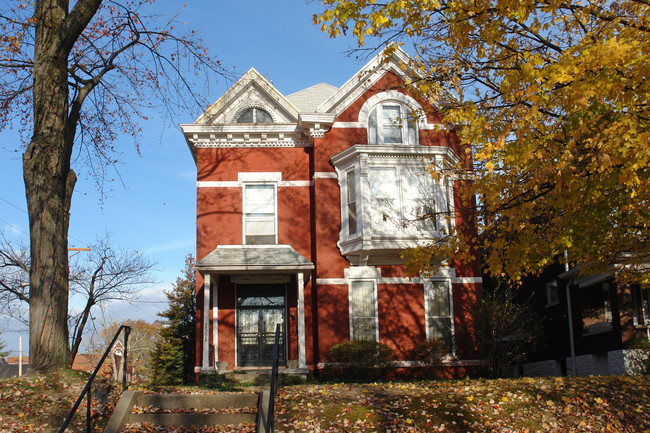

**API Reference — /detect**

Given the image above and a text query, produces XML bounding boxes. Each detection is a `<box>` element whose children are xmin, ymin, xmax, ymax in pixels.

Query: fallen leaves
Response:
<box><xmin>275</xmin><ymin>375</ymin><xmax>650</xmax><ymax>432</ymax></box>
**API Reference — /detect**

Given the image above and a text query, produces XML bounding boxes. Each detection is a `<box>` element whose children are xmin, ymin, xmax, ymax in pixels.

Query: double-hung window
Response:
<box><xmin>367</xmin><ymin>165</ymin><xmax>441</xmax><ymax>234</ymax></box>
<box><xmin>424</xmin><ymin>280</ymin><xmax>453</xmax><ymax>350</ymax></box>
<box><xmin>368</xmin><ymin>103</ymin><xmax>417</xmax><ymax>145</ymax></box>
<box><xmin>346</xmin><ymin>170</ymin><xmax>357</xmax><ymax>235</ymax></box>
<box><xmin>349</xmin><ymin>280</ymin><xmax>378</xmax><ymax>341</ymax></box>
<box><xmin>243</xmin><ymin>184</ymin><xmax>276</xmax><ymax>245</ymax></box>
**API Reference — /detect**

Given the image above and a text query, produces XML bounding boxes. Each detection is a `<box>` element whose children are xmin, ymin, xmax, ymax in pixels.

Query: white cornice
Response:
<box><xmin>330</xmin><ymin>144</ymin><xmax>461</xmax><ymax>167</ymax></box>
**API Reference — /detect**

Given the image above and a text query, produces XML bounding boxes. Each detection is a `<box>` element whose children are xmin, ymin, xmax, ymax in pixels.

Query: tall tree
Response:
<box><xmin>151</xmin><ymin>255</ymin><xmax>196</xmax><ymax>384</ymax></box>
<box><xmin>0</xmin><ymin>233</ymin><xmax>156</xmax><ymax>364</ymax></box>
<box><xmin>316</xmin><ymin>0</ymin><xmax>650</xmax><ymax>286</ymax></box>
<box><xmin>0</xmin><ymin>1</ymin><xmax>227</xmax><ymax>373</ymax></box>
<box><xmin>89</xmin><ymin>318</ymin><xmax>162</xmax><ymax>381</ymax></box>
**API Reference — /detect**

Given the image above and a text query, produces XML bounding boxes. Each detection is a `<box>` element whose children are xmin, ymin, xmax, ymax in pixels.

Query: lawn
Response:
<box><xmin>1</xmin><ymin>372</ymin><xmax>649</xmax><ymax>432</ymax></box>
<box><xmin>275</xmin><ymin>375</ymin><xmax>650</xmax><ymax>432</ymax></box>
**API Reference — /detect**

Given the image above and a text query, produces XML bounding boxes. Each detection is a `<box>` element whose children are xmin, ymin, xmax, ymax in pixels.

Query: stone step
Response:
<box><xmin>135</xmin><ymin>392</ymin><xmax>259</xmax><ymax>409</ymax></box>
<box><xmin>227</xmin><ymin>372</ymin><xmax>272</xmax><ymax>386</ymax></box>
<box><xmin>103</xmin><ymin>390</ymin><xmax>262</xmax><ymax>433</ymax></box>
<box><xmin>127</xmin><ymin>412</ymin><xmax>257</xmax><ymax>427</ymax></box>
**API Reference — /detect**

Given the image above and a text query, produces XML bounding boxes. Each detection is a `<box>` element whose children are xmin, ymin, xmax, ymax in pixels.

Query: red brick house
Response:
<box><xmin>181</xmin><ymin>47</ymin><xmax>482</xmax><ymax>374</ymax></box>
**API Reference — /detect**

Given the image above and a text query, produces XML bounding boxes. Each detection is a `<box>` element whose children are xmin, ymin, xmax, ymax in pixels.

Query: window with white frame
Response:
<box><xmin>243</xmin><ymin>184</ymin><xmax>276</xmax><ymax>245</ymax></box>
<box><xmin>546</xmin><ymin>281</ymin><xmax>559</xmax><ymax>306</ymax></box>
<box><xmin>237</xmin><ymin>107</ymin><xmax>273</xmax><ymax>123</ymax></box>
<box><xmin>424</xmin><ymin>280</ymin><xmax>453</xmax><ymax>350</ymax></box>
<box><xmin>346</xmin><ymin>170</ymin><xmax>357</xmax><ymax>235</ymax></box>
<box><xmin>368</xmin><ymin>103</ymin><xmax>417</xmax><ymax>145</ymax></box>
<box><xmin>367</xmin><ymin>165</ymin><xmax>443</xmax><ymax>234</ymax></box>
<box><xmin>349</xmin><ymin>280</ymin><xmax>378</xmax><ymax>341</ymax></box>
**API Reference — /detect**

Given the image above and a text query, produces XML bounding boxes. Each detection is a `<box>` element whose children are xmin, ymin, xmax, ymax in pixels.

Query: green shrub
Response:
<box><xmin>281</xmin><ymin>374</ymin><xmax>307</xmax><ymax>386</ymax></box>
<box><xmin>413</xmin><ymin>338</ymin><xmax>447</xmax><ymax>376</ymax></box>
<box><xmin>326</xmin><ymin>340</ymin><xmax>395</xmax><ymax>381</ymax></box>
<box><xmin>198</xmin><ymin>372</ymin><xmax>242</xmax><ymax>391</ymax></box>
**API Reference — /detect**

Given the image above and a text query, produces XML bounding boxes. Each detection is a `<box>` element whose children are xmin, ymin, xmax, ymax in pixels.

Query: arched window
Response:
<box><xmin>237</xmin><ymin>107</ymin><xmax>273</xmax><ymax>123</ymax></box>
<box><xmin>368</xmin><ymin>103</ymin><xmax>417</xmax><ymax>145</ymax></box>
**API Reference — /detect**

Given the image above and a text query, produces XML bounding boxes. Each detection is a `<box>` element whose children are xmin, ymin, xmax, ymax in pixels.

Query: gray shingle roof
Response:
<box><xmin>195</xmin><ymin>245</ymin><xmax>314</xmax><ymax>273</ymax></box>
<box><xmin>286</xmin><ymin>83</ymin><xmax>338</xmax><ymax>112</ymax></box>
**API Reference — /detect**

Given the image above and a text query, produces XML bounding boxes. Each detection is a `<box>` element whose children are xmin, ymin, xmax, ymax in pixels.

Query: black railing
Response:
<box><xmin>260</xmin><ymin>323</ymin><xmax>281</xmax><ymax>433</ymax></box>
<box><xmin>58</xmin><ymin>325</ymin><xmax>131</xmax><ymax>433</ymax></box>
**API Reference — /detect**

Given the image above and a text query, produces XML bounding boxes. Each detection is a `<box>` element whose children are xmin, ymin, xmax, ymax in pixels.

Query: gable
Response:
<box><xmin>316</xmin><ymin>46</ymin><xmax>448</xmax><ymax>123</ymax></box>
<box><xmin>196</xmin><ymin>68</ymin><xmax>300</xmax><ymax>125</ymax></box>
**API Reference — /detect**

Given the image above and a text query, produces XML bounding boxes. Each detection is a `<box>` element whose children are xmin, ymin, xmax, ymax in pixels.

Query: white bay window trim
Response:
<box><xmin>332</xmin><ymin>145</ymin><xmax>458</xmax><ymax>265</ymax></box>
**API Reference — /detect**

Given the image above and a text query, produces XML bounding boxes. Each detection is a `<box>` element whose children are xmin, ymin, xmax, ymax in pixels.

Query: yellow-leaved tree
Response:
<box><xmin>317</xmin><ymin>0</ymin><xmax>650</xmax><ymax>286</ymax></box>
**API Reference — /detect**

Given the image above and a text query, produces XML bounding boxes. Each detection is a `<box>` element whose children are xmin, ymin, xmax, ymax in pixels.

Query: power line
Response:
<box><xmin>0</xmin><ymin>196</ymin><xmax>26</xmax><ymax>214</ymax></box>
<box><xmin>0</xmin><ymin>195</ymin><xmax>88</xmax><ymax>246</ymax></box>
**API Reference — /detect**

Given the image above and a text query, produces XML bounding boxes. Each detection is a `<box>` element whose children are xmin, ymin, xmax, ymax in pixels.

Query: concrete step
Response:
<box><xmin>103</xmin><ymin>390</ymin><xmax>261</xmax><ymax>433</ymax></box>
<box><xmin>227</xmin><ymin>372</ymin><xmax>272</xmax><ymax>386</ymax></box>
<box><xmin>127</xmin><ymin>412</ymin><xmax>257</xmax><ymax>427</ymax></box>
<box><xmin>135</xmin><ymin>392</ymin><xmax>259</xmax><ymax>409</ymax></box>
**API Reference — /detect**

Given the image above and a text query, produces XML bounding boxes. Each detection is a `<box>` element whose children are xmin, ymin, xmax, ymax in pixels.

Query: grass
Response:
<box><xmin>2</xmin><ymin>372</ymin><xmax>650</xmax><ymax>432</ymax></box>
<box><xmin>275</xmin><ymin>375</ymin><xmax>650</xmax><ymax>432</ymax></box>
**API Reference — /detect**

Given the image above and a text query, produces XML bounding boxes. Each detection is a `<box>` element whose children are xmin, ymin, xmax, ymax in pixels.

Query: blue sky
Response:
<box><xmin>0</xmin><ymin>0</ymin><xmax>367</xmax><ymax>355</ymax></box>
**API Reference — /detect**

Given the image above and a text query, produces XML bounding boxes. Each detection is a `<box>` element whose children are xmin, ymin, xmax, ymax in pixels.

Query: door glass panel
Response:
<box><xmin>236</xmin><ymin>284</ymin><xmax>286</xmax><ymax>366</ymax></box>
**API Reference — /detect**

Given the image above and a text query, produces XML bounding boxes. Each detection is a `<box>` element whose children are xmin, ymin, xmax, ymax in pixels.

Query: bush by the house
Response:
<box><xmin>326</xmin><ymin>340</ymin><xmax>395</xmax><ymax>381</ymax></box>
<box><xmin>412</xmin><ymin>338</ymin><xmax>447</xmax><ymax>377</ymax></box>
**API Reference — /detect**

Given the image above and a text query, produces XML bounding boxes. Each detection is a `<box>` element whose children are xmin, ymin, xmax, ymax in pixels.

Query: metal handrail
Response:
<box><xmin>58</xmin><ymin>325</ymin><xmax>131</xmax><ymax>433</ymax></box>
<box><xmin>262</xmin><ymin>323</ymin><xmax>281</xmax><ymax>433</ymax></box>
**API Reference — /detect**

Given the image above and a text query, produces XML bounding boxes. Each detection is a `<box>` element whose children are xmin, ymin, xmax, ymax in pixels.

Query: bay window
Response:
<box><xmin>332</xmin><ymin>145</ymin><xmax>458</xmax><ymax>265</ymax></box>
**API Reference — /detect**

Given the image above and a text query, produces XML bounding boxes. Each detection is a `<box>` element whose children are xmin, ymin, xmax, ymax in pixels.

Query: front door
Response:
<box><xmin>236</xmin><ymin>284</ymin><xmax>286</xmax><ymax>367</ymax></box>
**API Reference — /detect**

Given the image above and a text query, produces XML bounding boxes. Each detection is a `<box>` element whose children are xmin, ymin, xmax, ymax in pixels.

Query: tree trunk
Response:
<box><xmin>23</xmin><ymin>0</ymin><xmax>76</xmax><ymax>373</ymax></box>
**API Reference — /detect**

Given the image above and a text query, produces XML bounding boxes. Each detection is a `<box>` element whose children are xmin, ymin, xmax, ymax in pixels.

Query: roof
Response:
<box><xmin>195</xmin><ymin>245</ymin><xmax>314</xmax><ymax>275</ymax></box>
<box><xmin>287</xmin><ymin>83</ymin><xmax>338</xmax><ymax>112</ymax></box>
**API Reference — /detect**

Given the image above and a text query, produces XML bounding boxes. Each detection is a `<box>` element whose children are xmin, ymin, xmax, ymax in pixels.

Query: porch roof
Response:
<box><xmin>194</xmin><ymin>244</ymin><xmax>314</xmax><ymax>275</ymax></box>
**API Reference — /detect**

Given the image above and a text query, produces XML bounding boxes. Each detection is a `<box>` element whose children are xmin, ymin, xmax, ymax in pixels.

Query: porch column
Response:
<box><xmin>297</xmin><ymin>272</ymin><xmax>306</xmax><ymax>369</ymax></box>
<box><xmin>202</xmin><ymin>274</ymin><xmax>211</xmax><ymax>370</ymax></box>
<box><xmin>213</xmin><ymin>277</ymin><xmax>219</xmax><ymax>364</ymax></box>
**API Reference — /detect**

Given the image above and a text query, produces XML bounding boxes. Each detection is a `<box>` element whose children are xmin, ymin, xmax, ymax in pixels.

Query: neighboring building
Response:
<box><xmin>0</xmin><ymin>356</ymin><xmax>28</xmax><ymax>378</ymax></box>
<box><xmin>512</xmin><ymin>263</ymin><xmax>649</xmax><ymax>377</ymax></box>
<box><xmin>181</xmin><ymin>47</ymin><xmax>482</xmax><ymax>375</ymax></box>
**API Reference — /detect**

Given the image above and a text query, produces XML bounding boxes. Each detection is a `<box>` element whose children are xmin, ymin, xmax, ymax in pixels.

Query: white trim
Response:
<box><xmin>202</xmin><ymin>274</ymin><xmax>211</xmax><ymax>370</ymax></box>
<box><xmin>279</xmin><ymin>180</ymin><xmax>311</xmax><ymax>187</ymax></box>
<box><xmin>239</xmin><ymin>172</ymin><xmax>282</xmax><ymax>182</ymax></box>
<box><xmin>344</xmin><ymin>266</ymin><xmax>381</xmax><ymax>280</ymax></box>
<box><xmin>231</xmin><ymin>275</ymin><xmax>291</xmax><ymax>284</ymax></box>
<box><xmin>316</xmin><ymin>278</ymin><xmax>347</xmax><ymax>285</ymax></box>
<box><xmin>358</xmin><ymin>90</ymin><xmax>424</xmax><ymax>127</ymax></box>
<box><xmin>297</xmin><ymin>272</ymin><xmax>306</xmax><ymax>369</ymax></box>
<box><xmin>197</xmin><ymin>181</ymin><xmax>239</xmax><ymax>188</ymax></box>
<box><xmin>212</xmin><ymin>276</ymin><xmax>218</xmax><ymax>363</ymax></box>
<box><xmin>313</xmin><ymin>172</ymin><xmax>338</xmax><ymax>179</ymax></box>
<box><xmin>316</xmin><ymin>268</ymin><xmax>477</xmax><ymax>285</ymax></box>
<box><xmin>317</xmin><ymin>359</ymin><xmax>485</xmax><ymax>369</ymax></box>
<box><xmin>452</xmin><ymin>277</ymin><xmax>483</xmax><ymax>284</ymax></box>
<box><xmin>197</xmin><ymin>174</ymin><xmax>311</xmax><ymax>188</ymax></box>
<box><xmin>332</xmin><ymin>122</ymin><xmax>362</xmax><ymax>128</ymax></box>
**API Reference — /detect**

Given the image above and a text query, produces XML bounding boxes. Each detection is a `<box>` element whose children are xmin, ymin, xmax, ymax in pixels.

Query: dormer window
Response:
<box><xmin>368</xmin><ymin>103</ymin><xmax>417</xmax><ymax>145</ymax></box>
<box><xmin>237</xmin><ymin>107</ymin><xmax>273</xmax><ymax>123</ymax></box>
